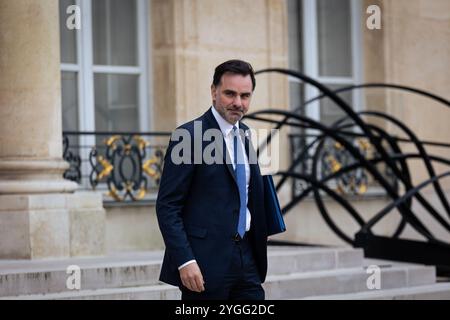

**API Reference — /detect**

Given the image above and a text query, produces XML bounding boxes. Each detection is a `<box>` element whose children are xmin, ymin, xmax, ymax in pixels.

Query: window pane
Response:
<box><xmin>287</xmin><ymin>0</ymin><xmax>303</xmax><ymax>72</ymax></box>
<box><xmin>94</xmin><ymin>74</ymin><xmax>139</xmax><ymax>133</ymax></box>
<box><xmin>317</xmin><ymin>0</ymin><xmax>352</xmax><ymax>77</ymax></box>
<box><xmin>320</xmin><ymin>84</ymin><xmax>352</xmax><ymax>126</ymax></box>
<box><xmin>59</xmin><ymin>0</ymin><xmax>77</xmax><ymax>63</ymax></box>
<box><xmin>92</xmin><ymin>0</ymin><xmax>138</xmax><ymax>66</ymax></box>
<box><xmin>287</xmin><ymin>0</ymin><xmax>305</xmax><ymax>113</ymax></box>
<box><xmin>61</xmin><ymin>71</ymin><xmax>79</xmax><ymax>157</ymax></box>
<box><xmin>61</xmin><ymin>71</ymin><xmax>79</xmax><ymax>131</ymax></box>
<box><xmin>289</xmin><ymin>82</ymin><xmax>305</xmax><ymax>112</ymax></box>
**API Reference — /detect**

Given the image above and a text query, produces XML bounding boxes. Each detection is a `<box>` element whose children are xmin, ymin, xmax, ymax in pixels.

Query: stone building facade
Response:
<box><xmin>0</xmin><ymin>0</ymin><xmax>448</xmax><ymax>258</ymax></box>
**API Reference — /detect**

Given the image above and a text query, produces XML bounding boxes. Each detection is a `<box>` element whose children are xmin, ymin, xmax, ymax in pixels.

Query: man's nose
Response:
<box><xmin>233</xmin><ymin>95</ymin><xmax>242</xmax><ymax>107</ymax></box>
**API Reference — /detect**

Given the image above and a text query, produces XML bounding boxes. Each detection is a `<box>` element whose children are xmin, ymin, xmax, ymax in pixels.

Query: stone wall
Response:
<box><xmin>151</xmin><ymin>0</ymin><xmax>289</xmax><ymax>128</ymax></box>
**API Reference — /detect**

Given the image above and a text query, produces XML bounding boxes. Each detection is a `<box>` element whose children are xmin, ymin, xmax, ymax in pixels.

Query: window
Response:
<box><xmin>59</xmin><ymin>0</ymin><xmax>150</xmax><ymax>136</ymax></box>
<box><xmin>288</xmin><ymin>0</ymin><xmax>363</xmax><ymax>125</ymax></box>
<box><xmin>59</xmin><ymin>0</ymin><xmax>150</xmax><ymax>188</ymax></box>
<box><xmin>288</xmin><ymin>0</ymin><xmax>366</xmax><ymax>196</ymax></box>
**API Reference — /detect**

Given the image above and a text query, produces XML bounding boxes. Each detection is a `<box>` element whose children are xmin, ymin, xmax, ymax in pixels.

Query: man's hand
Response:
<box><xmin>179</xmin><ymin>262</ymin><xmax>205</xmax><ymax>292</ymax></box>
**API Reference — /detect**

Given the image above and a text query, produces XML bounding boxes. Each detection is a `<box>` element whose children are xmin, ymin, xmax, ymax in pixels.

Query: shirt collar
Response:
<box><xmin>211</xmin><ymin>106</ymin><xmax>239</xmax><ymax>137</ymax></box>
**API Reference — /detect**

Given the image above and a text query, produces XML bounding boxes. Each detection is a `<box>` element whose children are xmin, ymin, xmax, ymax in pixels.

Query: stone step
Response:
<box><xmin>267</xmin><ymin>246</ymin><xmax>363</xmax><ymax>275</ymax></box>
<box><xmin>300</xmin><ymin>283</ymin><xmax>450</xmax><ymax>300</ymax></box>
<box><xmin>0</xmin><ymin>263</ymin><xmax>435</xmax><ymax>300</ymax></box>
<box><xmin>0</xmin><ymin>246</ymin><xmax>363</xmax><ymax>298</ymax></box>
<box><xmin>0</xmin><ymin>252</ymin><xmax>164</xmax><ymax>298</ymax></box>
<box><xmin>0</xmin><ymin>284</ymin><xmax>181</xmax><ymax>300</ymax></box>
<box><xmin>263</xmin><ymin>264</ymin><xmax>436</xmax><ymax>299</ymax></box>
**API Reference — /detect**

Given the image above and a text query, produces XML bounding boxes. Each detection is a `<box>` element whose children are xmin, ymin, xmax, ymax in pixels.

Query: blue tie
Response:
<box><xmin>233</xmin><ymin>126</ymin><xmax>246</xmax><ymax>238</ymax></box>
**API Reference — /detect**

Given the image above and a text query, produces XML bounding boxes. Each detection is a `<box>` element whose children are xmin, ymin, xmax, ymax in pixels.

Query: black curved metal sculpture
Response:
<box><xmin>247</xmin><ymin>68</ymin><xmax>450</xmax><ymax>275</ymax></box>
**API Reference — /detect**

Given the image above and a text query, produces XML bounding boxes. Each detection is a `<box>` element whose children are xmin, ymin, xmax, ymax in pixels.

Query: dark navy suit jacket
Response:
<box><xmin>156</xmin><ymin>108</ymin><xmax>268</xmax><ymax>291</ymax></box>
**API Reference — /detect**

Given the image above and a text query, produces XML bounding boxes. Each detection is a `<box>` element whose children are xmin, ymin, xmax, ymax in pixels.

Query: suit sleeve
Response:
<box><xmin>156</xmin><ymin>133</ymin><xmax>196</xmax><ymax>268</ymax></box>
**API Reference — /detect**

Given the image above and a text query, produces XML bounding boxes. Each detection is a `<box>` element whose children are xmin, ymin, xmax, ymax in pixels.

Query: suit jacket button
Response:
<box><xmin>233</xmin><ymin>209</ymin><xmax>238</xmax><ymax>214</ymax></box>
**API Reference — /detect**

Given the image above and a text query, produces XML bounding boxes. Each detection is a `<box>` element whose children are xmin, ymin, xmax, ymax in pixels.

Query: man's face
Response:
<box><xmin>211</xmin><ymin>72</ymin><xmax>253</xmax><ymax>125</ymax></box>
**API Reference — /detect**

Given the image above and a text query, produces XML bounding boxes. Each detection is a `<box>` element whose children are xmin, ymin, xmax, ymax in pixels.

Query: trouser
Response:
<box><xmin>180</xmin><ymin>234</ymin><xmax>265</xmax><ymax>300</ymax></box>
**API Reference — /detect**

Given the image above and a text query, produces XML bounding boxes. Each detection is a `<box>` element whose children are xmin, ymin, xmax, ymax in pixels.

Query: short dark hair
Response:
<box><xmin>212</xmin><ymin>59</ymin><xmax>256</xmax><ymax>91</ymax></box>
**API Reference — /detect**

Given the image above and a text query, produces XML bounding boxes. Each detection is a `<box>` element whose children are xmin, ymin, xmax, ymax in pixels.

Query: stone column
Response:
<box><xmin>0</xmin><ymin>0</ymin><xmax>105</xmax><ymax>259</ymax></box>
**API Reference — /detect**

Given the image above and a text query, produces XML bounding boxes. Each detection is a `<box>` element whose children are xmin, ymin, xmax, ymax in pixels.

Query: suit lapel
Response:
<box><xmin>222</xmin><ymin>140</ymin><xmax>237</xmax><ymax>183</ymax></box>
<box><xmin>204</xmin><ymin>109</ymin><xmax>237</xmax><ymax>184</ymax></box>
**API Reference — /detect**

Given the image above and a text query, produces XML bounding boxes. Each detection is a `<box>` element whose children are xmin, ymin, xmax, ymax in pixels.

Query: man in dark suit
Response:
<box><xmin>156</xmin><ymin>60</ymin><xmax>268</xmax><ymax>300</ymax></box>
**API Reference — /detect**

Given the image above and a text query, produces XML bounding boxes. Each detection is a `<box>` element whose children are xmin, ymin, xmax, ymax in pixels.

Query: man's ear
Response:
<box><xmin>210</xmin><ymin>84</ymin><xmax>217</xmax><ymax>104</ymax></box>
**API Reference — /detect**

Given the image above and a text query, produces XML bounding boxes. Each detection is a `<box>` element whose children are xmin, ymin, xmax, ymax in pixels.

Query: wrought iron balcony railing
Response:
<box><xmin>63</xmin><ymin>131</ymin><xmax>171</xmax><ymax>202</ymax></box>
<box><xmin>288</xmin><ymin>132</ymin><xmax>398</xmax><ymax>200</ymax></box>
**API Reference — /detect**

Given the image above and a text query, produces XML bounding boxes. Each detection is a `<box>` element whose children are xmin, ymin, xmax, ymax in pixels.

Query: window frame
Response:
<box><xmin>60</xmin><ymin>0</ymin><xmax>151</xmax><ymax>188</ymax></box>
<box><xmin>301</xmin><ymin>0</ymin><xmax>364</xmax><ymax>126</ymax></box>
<box><xmin>288</xmin><ymin>0</ymin><xmax>377</xmax><ymax>197</ymax></box>
<box><xmin>302</xmin><ymin>0</ymin><xmax>365</xmax><ymax>191</ymax></box>
<box><xmin>60</xmin><ymin>0</ymin><xmax>151</xmax><ymax>133</ymax></box>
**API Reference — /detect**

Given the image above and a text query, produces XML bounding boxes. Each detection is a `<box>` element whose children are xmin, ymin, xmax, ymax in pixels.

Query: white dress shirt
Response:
<box><xmin>178</xmin><ymin>106</ymin><xmax>252</xmax><ymax>270</ymax></box>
